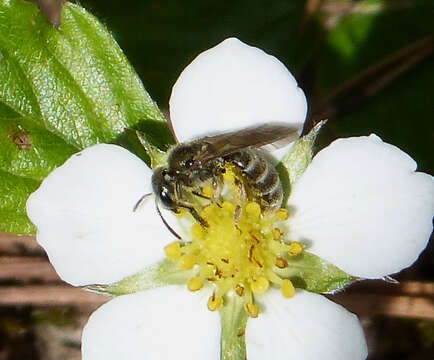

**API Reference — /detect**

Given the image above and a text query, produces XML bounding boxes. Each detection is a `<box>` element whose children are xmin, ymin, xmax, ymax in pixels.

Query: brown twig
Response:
<box><xmin>304</xmin><ymin>35</ymin><xmax>434</xmax><ymax>134</ymax></box>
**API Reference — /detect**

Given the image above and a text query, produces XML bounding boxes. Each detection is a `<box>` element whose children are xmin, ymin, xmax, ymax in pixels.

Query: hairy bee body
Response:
<box><xmin>226</xmin><ymin>149</ymin><xmax>282</xmax><ymax>212</ymax></box>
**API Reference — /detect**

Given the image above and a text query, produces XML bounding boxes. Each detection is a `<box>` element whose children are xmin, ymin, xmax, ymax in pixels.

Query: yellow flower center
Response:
<box><xmin>164</xmin><ymin>168</ymin><xmax>303</xmax><ymax>317</ymax></box>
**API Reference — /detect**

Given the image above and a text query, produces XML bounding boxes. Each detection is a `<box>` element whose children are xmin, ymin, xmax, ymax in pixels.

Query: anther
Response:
<box><xmin>275</xmin><ymin>257</ymin><xmax>288</xmax><ymax>269</ymax></box>
<box><xmin>164</xmin><ymin>242</ymin><xmax>182</xmax><ymax>260</ymax></box>
<box><xmin>244</xmin><ymin>303</ymin><xmax>260</xmax><ymax>318</ymax></box>
<box><xmin>245</xmin><ymin>202</ymin><xmax>261</xmax><ymax>218</ymax></box>
<box><xmin>207</xmin><ymin>293</ymin><xmax>224</xmax><ymax>311</ymax></box>
<box><xmin>235</xmin><ymin>284</ymin><xmax>245</xmax><ymax>296</ymax></box>
<box><xmin>276</xmin><ymin>208</ymin><xmax>289</xmax><ymax>220</ymax></box>
<box><xmin>281</xmin><ymin>279</ymin><xmax>295</xmax><ymax>298</ymax></box>
<box><xmin>188</xmin><ymin>277</ymin><xmax>204</xmax><ymax>291</ymax></box>
<box><xmin>179</xmin><ymin>255</ymin><xmax>196</xmax><ymax>270</ymax></box>
<box><xmin>273</xmin><ymin>228</ymin><xmax>282</xmax><ymax>240</ymax></box>
<box><xmin>288</xmin><ymin>242</ymin><xmax>304</xmax><ymax>256</ymax></box>
<box><xmin>251</xmin><ymin>277</ymin><xmax>269</xmax><ymax>294</ymax></box>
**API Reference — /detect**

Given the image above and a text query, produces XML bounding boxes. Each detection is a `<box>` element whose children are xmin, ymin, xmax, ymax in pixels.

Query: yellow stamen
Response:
<box><xmin>288</xmin><ymin>242</ymin><xmax>304</xmax><ymax>256</ymax></box>
<box><xmin>164</xmin><ymin>242</ymin><xmax>181</xmax><ymax>260</ymax></box>
<box><xmin>207</xmin><ymin>294</ymin><xmax>224</xmax><ymax>311</ymax></box>
<box><xmin>245</xmin><ymin>202</ymin><xmax>261</xmax><ymax>218</ymax></box>
<box><xmin>221</xmin><ymin>201</ymin><xmax>236</xmax><ymax>213</ymax></box>
<box><xmin>273</xmin><ymin>228</ymin><xmax>282</xmax><ymax>240</ymax></box>
<box><xmin>235</xmin><ymin>284</ymin><xmax>245</xmax><ymax>297</ymax></box>
<box><xmin>250</xmin><ymin>277</ymin><xmax>269</xmax><ymax>294</ymax></box>
<box><xmin>166</xmin><ymin>164</ymin><xmax>298</xmax><ymax>316</ymax></box>
<box><xmin>275</xmin><ymin>257</ymin><xmax>288</xmax><ymax>269</ymax></box>
<box><xmin>191</xmin><ymin>223</ymin><xmax>205</xmax><ymax>240</ymax></box>
<box><xmin>276</xmin><ymin>208</ymin><xmax>289</xmax><ymax>220</ymax></box>
<box><xmin>188</xmin><ymin>277</ymin><xmax>204</xmax><ymax>291</ymax></box>
<box><xmin>244</xmin><ymin>303</ymin><xmax>260</xmax><ymax>318</ymax></box>
<box><xmin>179</xmin><ymin>255</ymin><xmax>196</xmax><ymax>270</ymax></box>
<box><xmin>281</xmin><ymin>279</ymin><xmax>295</xmax><ymax>298</ymax></box>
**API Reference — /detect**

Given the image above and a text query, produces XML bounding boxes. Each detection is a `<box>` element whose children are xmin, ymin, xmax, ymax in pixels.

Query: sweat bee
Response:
<box><xmin>147</xmin><ymin>124</ymin><xmax>299</xmax><ymax>230</ymax></box>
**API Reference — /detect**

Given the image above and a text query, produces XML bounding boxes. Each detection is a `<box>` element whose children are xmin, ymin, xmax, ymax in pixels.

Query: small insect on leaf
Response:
<box><xmin>13</xmin><ymin>129</ymin><xmax>33</xmax><ymax>151</ymax></box>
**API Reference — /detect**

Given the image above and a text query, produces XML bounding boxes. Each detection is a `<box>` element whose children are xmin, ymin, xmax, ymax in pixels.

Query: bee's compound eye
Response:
<box><xmin>184</xmin><ymin>158</ymin><xmax>194</xmax><ymax>169</ymax></box>
<box><xmin>160</xmin><ymin>188</ymin><xmax>175</xmax><ymax>209</ymax></box>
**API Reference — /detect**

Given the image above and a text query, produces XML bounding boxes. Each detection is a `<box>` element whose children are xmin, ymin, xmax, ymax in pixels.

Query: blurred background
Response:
<box><xmin>1</xmin><ymin>0</ymin><xmax>433</xmax><ymax>359</ymax></box>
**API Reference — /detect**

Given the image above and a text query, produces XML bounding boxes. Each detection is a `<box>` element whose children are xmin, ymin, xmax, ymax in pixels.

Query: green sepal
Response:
<box><xmin>87</xmin><ymin>259</ymin><xmax>193</xmax><ymax>296</ymax></box>
<box><xmin>219</xmin><ymin>293</ymin><xmax>248</xmax><ymax>360</ymax></box>
<box><xmin>281</xmin><ymin>120</ymin><xmax>326</xmax><ymax>188</ymax></box>
<box><xmin>274</xmin><ymin>251</ymin><xmax>356</xmax><ymax>294</ymax></box>
<box><xmin>136</xmin><ymin>130</ymin><xmax>168</xmax><ymax>169</ymax></box>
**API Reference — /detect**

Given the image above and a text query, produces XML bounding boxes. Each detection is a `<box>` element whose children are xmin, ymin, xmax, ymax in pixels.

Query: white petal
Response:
<box><xmin>169</xmin><ymin>38</ymin><xmax>307</xmax><ymax>151</ymax></box>
<box><xmin>288</xmin><ymin>135</ymin><xmax>434</xmax><ymax>278</ymax></box>
<box><xmin>27</xmin><ymin>144</ymin><xmax>176</xmax><ymax>286</ymax></box>
<box><xmin>82</xmin><ymin>287</ymin><xmax>221</xmax><ymax>360</ymax></box>
<box><xmin>246</xmin><ymin>290</ymin><xmax>367</xmax><ymax>360</ymax></box>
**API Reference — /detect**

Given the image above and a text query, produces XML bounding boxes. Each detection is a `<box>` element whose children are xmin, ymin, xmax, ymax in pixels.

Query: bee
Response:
<box><xmin>148</xmin><ymin>124</ymin><xmax>299</xmax><ymax>228</ymax></box>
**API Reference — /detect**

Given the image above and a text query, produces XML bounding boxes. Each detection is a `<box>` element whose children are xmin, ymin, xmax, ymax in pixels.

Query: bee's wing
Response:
<box><xmin>195</xmin><ymin>124</ymin><xmax>299</xmax><ymax>164</ymax></box>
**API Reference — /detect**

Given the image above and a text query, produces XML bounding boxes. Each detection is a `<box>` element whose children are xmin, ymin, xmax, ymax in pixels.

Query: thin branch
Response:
<box><xmin>304</xmin><ymin>35</ymin><xmax>433</xmax><ymax>134</ymax></box>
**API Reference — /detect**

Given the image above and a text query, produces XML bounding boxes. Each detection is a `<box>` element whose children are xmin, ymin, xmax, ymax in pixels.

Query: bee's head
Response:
<box><xmin>152</xmin><ymin>166</ymin><xmax>177</xmax><ymax>210</ymax></box>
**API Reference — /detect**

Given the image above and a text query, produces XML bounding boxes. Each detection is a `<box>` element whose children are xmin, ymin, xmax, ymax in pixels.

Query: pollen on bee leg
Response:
<box><xmin>288</xmin><ymin>241</ymin><xmax>304</xmax><ymax>256</ymax></box>
<box><xmin>202</xmin><ymin>186</ymin><xmax>214</xmax><ymax>198</ymax></box>
<box><xmin>164</xmin><ymin>242</ymin><xmax>182</xmax><ymax>260</ymax></box>
<box><xmin>175</xmin><ymin>208</ymin><xmax>188</xmax><ymax>219</ymax></box>
<box><xmin>188</xmin><ymin>277</ymin><xmax>204</xmax><ymax>291</ymax></box>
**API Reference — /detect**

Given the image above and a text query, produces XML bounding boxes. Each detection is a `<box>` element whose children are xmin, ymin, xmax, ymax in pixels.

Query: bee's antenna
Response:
<box><xmin>155</xmin><ymin>200</ymin><xmax>182</xmax><ymax>240</ymax></box>
<box><xmin>133</xmin><ymin>193</ymin><xmax>152</xmax><ymax>212</ymax></box>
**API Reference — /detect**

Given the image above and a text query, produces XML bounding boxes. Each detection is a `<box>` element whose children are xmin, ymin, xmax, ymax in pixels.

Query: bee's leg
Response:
<box><xmin>234</xmin><ymin>205</ymin><xmax>242</xmax><ymax>233</ymax></box>
<box><xmin>191</xmin><ymin>190</ymin><xmax>211</xmax><ymax>200</ymax></box>
<box><xmin>234</xmin><ymin>177</ymin><xmax>247</xmax><ymax>203</ymax></box>
<box><xmin>175</xmin><ymin>182</ymin><xmax>184</xmax><ymax>200</ymax></box>
<box><xmin>211</xmin><ymin>175</ymin><xmax>223</xmax><ymax>203</ymax></box>
<box><xmin>177</xmin><ymin>201</ymin><xmax>209</xmax><ymax>227</ymax></box>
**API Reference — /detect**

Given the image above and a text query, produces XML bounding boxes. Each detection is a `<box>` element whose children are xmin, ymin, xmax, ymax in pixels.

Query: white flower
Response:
<box><xmin>26</xmin><ymin>38</ymin><xmax>433</xmax><ymax>360</ymax></box>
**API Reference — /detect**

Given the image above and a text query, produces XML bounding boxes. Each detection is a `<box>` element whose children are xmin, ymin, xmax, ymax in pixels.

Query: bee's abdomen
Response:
<box><xmin>226</xmin><ymin>150</ymin><xmax>283</xmax><ymax>212</ymax></box>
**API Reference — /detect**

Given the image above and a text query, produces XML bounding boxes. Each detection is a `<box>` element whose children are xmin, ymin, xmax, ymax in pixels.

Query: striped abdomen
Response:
<box><xmin>225</xmin><ymin>149</ymin><xmax>283</xmax><ymax>212</ymax></box>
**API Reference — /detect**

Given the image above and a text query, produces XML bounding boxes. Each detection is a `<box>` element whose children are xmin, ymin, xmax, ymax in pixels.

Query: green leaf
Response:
<box><xmin>0</xmin><ymin>169</ymin><xmax>38</xmax><ymax>234</ymax></box>
<box><xmin>88</xmin><ymin>259</ymin><xmax>193</xmax><ymax>296</ymax></box>
<box><xmin>0</xmin><ymin>0</ymin><xmax>172</xmax><ymax>234</ymax></box>
<box><xmin>219</xmin><ymin>293</ymin><xmax>248</xmax><ymax>360</ymax></box>
<box><xmin>274</xmin><ymin>251</ymin><xmax>356</xmax><ymax>294</ymax></box>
